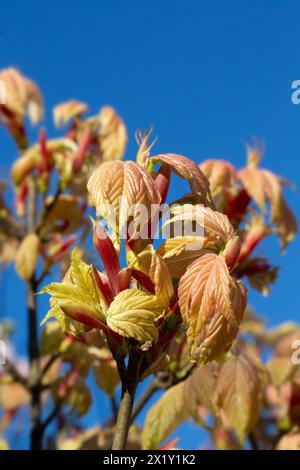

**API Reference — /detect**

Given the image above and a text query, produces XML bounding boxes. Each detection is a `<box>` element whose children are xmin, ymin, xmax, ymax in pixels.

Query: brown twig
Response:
<box><xmin>111</xmin><ymin>345</ymin><xmax>143</xmax><ymax>450</ymax></box>
<box><xmin>131</xmin><ymin>380</ymin><xmax>159</xmax><ymax>423</ymax></box>
<box><xmin>36</xmin><ymin>186</ymin><xmax>61</xmax><ymax>235</ymax></box>
<box><xmin>40</xmin><ymin>404</ymin><xmax>60</xmax><ymax>432</ymax></box>
<box><xmin>40</xmin><ymin>353</ymin><xmax>60</xmax><ymax>380</ymax></box>
<box><xmin>4</xmin><ymin>359</ymin><xmax>29</xmax><ymax>390</ymax></box>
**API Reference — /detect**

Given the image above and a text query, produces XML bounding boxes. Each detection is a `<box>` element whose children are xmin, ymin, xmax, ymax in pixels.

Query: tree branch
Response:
<box><xmin>4</xmin><ymin>359</ymin><xmax>29</xmax><ymax>390</ymax></box>
<box><xmin>131</xmin><ymin>380</ymin><xmax>159</xmax><ymax>423</ymax></box>
<box><xmin>26</xmin><ymin>179</ymin><xmax>43</xmax><ymax>450</ymax></box>
<box><xmin>111</xmin><ymin>345</ymin><xmax>143</xmax><ymax>450</ymax></box>
<box><xmin>40</xmin><ymin>404</ymin><xmax>60</xmax><ymax>433</ymax></box>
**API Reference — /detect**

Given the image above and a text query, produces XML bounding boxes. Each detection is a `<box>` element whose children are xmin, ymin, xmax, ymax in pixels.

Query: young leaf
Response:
<box><xmin>238</xmin><ymin>142</ymin><xmax>297</xmax><ymax>248</ymax></box>
<box><xmin>98</xmin><ymin>106</ymin><xmax>127</xmax><ymax>162</ymax></box>
<box><xmin>178</xmin><ymin>252</ymin><xmax>247</xmax><ymax>364</ymax></box>
<box><xmin>199</xmin><ymin>159</ymin><xmax>237</xmax><ymax>196</ymax></box>
<box><xmin>91</xmin><ymin>348</ymin><xmax>120</xmax><ymax>398</ymax></box>
<box><xmin>87</xmin><ymin>160</ymin><xmax>161</xmax><ymax>237</ymax></box>
<box><xmin>214</xmin><ymin>353</ymin><xmax>263</xmax><ymax>443</ymax></box>
<box><xmin>141</xmin><ymin>382</ymin><xmax>188</xmax><ymax>450</ymax></box>
<box><xmin>163</xmin><ymin>204</ymin><xmax>235</xmax><ymax>250</ymax></box>
<box><xmin>15</xmin><ymin>233</ymin><xmax>40</xmax><ymax>281</ymax></box>
<box><xmin>151</xmin><ymin>153</ymin><xmax>211</xmax><ymax>205</ymax></box>
<box><xmin>184</xmin><ymin>365</ymin><xmax>217</xmax><ymax>417</ymax></box>
<box><xmin>157</xmin><ymin>236</ymin><xmax>213</xmax><ymax>278</ymax></box>
<box><xmin>137</xmin><ymin>249</ymin><xmax>174</xmax><ymax>307</ymax></box>
<box><xmin>53</xmin><ymin>100</ymin><xmax>88</xmax><ymax>127</ymax></box>
<box><xmin>41</xmin><ymin>250</ymin><xmax>106</xmax><ymax>325</ymax></box>
<box><xmin>267</xmin><ymin>357</ymin><xmax>296</xmax><ymax>388</ymax></box>
<box><xmin>0</xmin><ymin>67</ymin><xmax>43</xmax><ymax>124</ymax></box>
<box><xmin>106</xmin><ymin>289</ymin><xmax>164</xmax><ymax>342</ymax></box>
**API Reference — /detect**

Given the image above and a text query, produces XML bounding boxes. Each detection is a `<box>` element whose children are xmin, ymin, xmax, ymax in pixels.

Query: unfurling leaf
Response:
<box><xmin>87</xmin><ymin>160</ymin><xmax>161</xmax><ymax>237</ymax></box>
<box><xmin>141</xmin><ymin>382</ymin><xmax>188</xmax><ymax>449</ymax></box>
<box><xmin>64</xmin><ymin>378</ymin><xmax>92</xmax><ymax>417</ymax></box>
<box><xmin>163</xmin><ymin>204</ymin><xmax>235</xmax><ymax>250</ymax></box>
<box><xmin>41</xmin><ymin>322</ymin><xmax>65</xmax><ymax>355</ymax></box>
<box><xmin>238</xmin><ymin>142</ymin><xmax>297</xmax><ymax>248</ymax></box>
<box><xmin>11</xmin><ymin>138</ymin><xmax>78</xmax><ymax>186</ymax></box>
<box><xmin>157</xmin><ymin>236</ymin><xmax>212</xmax><ymax>278</ymax></box>
<box><xmin>135</xmin><ymin>127</ymin><xmax>157</xmax><ymax>168</ymax></box>
<box><xmin>214</xmin><ymin>353</ymin><xmax>263</xmax><ymax>443</ymax></box>
<box><xmin>137</xmin><ymin>249</ymin><xmax>174</xmax><ymax>307</ymax></box>
<box><xmin>42</xmin><ymin>194</ymin><xmax>85</xmax><ymax>235</ymax></box>
<box><xmin>151</xmin><ymin>153</ymin><xmax>211</xmax><ymax>205</ymax></box>
<box><xmin>184</xmin><ymin>365</ymin><xmax>217</xmax><ymax>417</ymax></box>
<box><xmin>267</xmin><ymin>357</ymin><xmax>296</xmax><ymax>388</ymax></box>
<box><xmin>0</xmin><ymin>67</ymin><xmax>43</xmax><ymax>124</ymax></box>
<box><xmin>178</xmin><ymin>253</ymin><xmax>247</xmax><ymax>364</ymax></box>
<box><xmin>15</xmin><ymin>233</ymin><xmax>40</xmax><ymax>281</ymax></box>
<box><xmin>98</xmin><ymin>106</ymin><xmax>127</xmax><ymax>161</ymax></box>
<box><xmin>106</xmin><ymin>289</ymin><xmax>164</xmax><ymax>342</ymax></box>
<box><xmin>199</xmin><ymin>159</ymin><xmax>237</xmax><ymax>196</ymax></box>
<box><xmin>91</xmin><ymin>348</ymin><xmax>119</xmax><ymax>397</ymax></box>
<box><xmin>53</xmin><ymin>100</ymin><xmax>88</xmax><ymax>127</ymax></box>
<box><xmin>41</xmin><ymin>250</ymin><xmax>106</xmax><ymax>327</ymax></box>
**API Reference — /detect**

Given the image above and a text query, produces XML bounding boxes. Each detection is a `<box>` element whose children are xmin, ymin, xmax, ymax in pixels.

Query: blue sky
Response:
<box><xmin>0</xmin><ymin>0</ymin><xmax>299</xmax><ymax>449</ymax></box>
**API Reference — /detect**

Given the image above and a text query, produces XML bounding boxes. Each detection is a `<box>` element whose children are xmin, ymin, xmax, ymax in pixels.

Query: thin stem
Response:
<box><xmin>36</xmin><ymin>186</ymin><xmax>61</xmax><ymax>235</ymax></box>
<box><xmin>27</xmin><ymin>277</ymin><xmax>42</xmax><ymax>450</ymax></box>
<box><xmin>40</xmin><ymin>353</ymin><xmax>60</xmax><ymax>380</ymax></box>
<box><xmin>26</xmin><ymin>179</ymin><xmax>42</xmax><ymax>450</ymax></box>
<box><xmin>5</xmin><ymin>359</ymin><xmax>29</xmax><ymax>390</ymax></box>
<box><xmin>131</xmin><ymin>381</ymin><xmax>159</xmax><ymax>423</ymax></box>
<box><xmin>40</xmin><ymin>404</ymin><xmax>60</xmax><ymax>433</ymax></box>
<box><xmin>111</xmin><ymin>346</ymin><xmax>143</xmax><ymax>450</ymax></box>
<box><xmin>110</xmin><ymin>396</ymin><xmax>118</xmax><ymax>423</ymax></box>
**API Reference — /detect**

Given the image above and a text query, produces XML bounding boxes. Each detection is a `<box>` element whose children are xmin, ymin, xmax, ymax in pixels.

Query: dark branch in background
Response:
<box><xmin>131</xmin><ymin>365</ymin><xmax>196</xmax><ymax>425</ymax></box>
<box><xmin>4</xmin><ymin>359</ymin><xmax>29</xmax><ymax>390</ymax></box>
<box><xmin>40</xmin><ymin>404</ymin><xmax>61</xmax><ymax>433</ymax></box>
<box><xmin>26</xmin><ymin>178</ymin><xmax>42</xmax><ymax>450</ymax></box>
<box><xmin>40</xmin><ymin>353</ymin><xmax>60</xmax><ymax>380</ymax></box>
<box><xmin>36</xmin><ymin>186</ymin><xmax>62</xmax><ymax>235</ymax></box>
<box><xmin>131</xmin><ymin>379</ymin><xmax>159</xmax><ymax>424</ymax></box>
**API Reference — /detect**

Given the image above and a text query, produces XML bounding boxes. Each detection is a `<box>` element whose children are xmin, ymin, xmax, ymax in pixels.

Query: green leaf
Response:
<box><xmin>106</xmin><ymin>288</ymin><xmax>164</xmax><ymax>342</ymax></box>
<box><xmin>141</xmin><ymin>382</ymin><xmax>188</xmax><ymax>449</ymax></box>
<box><xmin>41</xmin><ymin>251</ymin><xmax>106</xmax><ymax>327</ymax></box>
<box><xmin>214</xmin><ymin>353</ymin><xmax>263</xmax><ymax>444</ymax></box>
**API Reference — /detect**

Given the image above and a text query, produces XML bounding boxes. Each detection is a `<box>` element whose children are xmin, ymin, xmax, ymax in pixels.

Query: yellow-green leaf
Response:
<box><xmin>214</xmin><ymin>353</ymin><xmax>263</xmax><ymax>443</ymax></box>
<box><xmin>15</xmin><ymin>233</ymin><xmax>40</xmax><ymax>281</ymax></box>
<box><xmin>141</xmin><ymin>382</ymin><xmax>187</xmax><ymax>450</ymax></box>
<box><xmin>106</xmin><ymin>289</ymin><xmax>164</xmax><ymax>342</ymax></box>
<box><xmin>184</xmin><ymin>365</ymin><xmax>217</xmax><ymax>417</ymax></box>
<box><xmin>267</xmin><ymin>357</ymin><xmax>296</xmax><ymax>388</ymax></box>
<box><xmin>41</xmin><ymin>250</ymin><xmax>106</xmax><ymax>326</ymax></box>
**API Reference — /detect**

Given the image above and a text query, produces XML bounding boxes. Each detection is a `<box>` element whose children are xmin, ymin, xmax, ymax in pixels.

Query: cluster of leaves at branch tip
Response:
<box><xmin>0</xmin><ymin>66</ymin><xmax>299</xmax><ymax>450</ymax></box>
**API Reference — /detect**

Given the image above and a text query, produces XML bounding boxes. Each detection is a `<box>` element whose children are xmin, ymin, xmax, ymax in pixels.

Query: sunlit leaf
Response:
<box><xmin>178</xmin><ymin>252</ymin><xmax>247</xmax><ymax>364</ymax></box>
<box><xmin>106</xmin><ymin>289</ymin><xmax>164</xmax><ymax>342</ymax></box>
<box><xmin>151</xmin><ymin>153</ymin><xmax>211</xmax><ymax>204</ymax></box>
<box><xmin>87</xmin><ymin>160</ymin><xmax>161</xmax><ymax>237</ymax></box>
<box><xmin>15</xmin><ymin>233</ymin><xmax>40</xmax><ymax>281</ymax></box>
<box><xmin>141</xmin><ymin>382</ymin><xmax>188</xmax><ymax>450</ymax></box>
<box><xmin>214</xmin><ymin>353</ymin><xmax>263</xmax><ymax>443</ymax></box>
<box><xmin>53</xmin><ymin>100</ymin><xmax>88</xmax><ymax>127</ymax></box>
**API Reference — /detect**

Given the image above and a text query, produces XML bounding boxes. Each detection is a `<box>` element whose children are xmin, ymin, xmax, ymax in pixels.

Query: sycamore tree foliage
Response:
<box><xmin>0</xmin><ymin>68</ymin><xmax>299</xmax><ymax>451</ymax></box>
